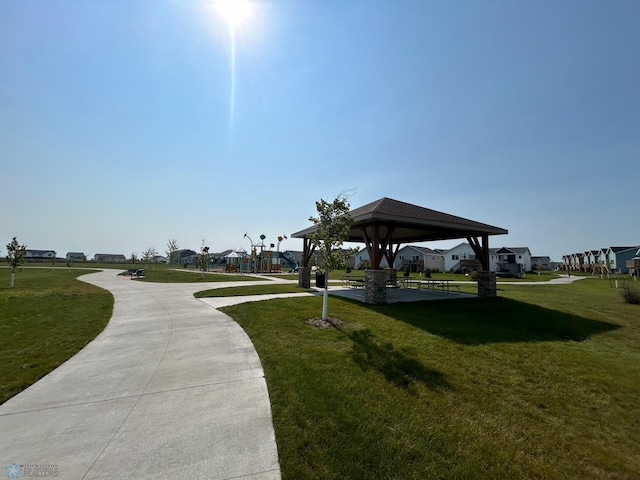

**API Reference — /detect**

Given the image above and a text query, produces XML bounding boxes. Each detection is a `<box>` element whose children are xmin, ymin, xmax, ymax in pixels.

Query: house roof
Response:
<box><xmin>212</xmin><ymin>249</ymin><xmax>234</xmax><ymax>257</ymax></box>
<box><xmin>292</xmin><ymin>197</ymin><xmax>508</xmax><ymax>243</ymax></box>
<box><xmin>399</xmin><ymin>245</ymin><xmax>443</xmax><ymax>256</ymax></box>
<box><xmin>609</xmin><ymin>246</ymin><xmax>639</xmax><ymax>253</ymax></box>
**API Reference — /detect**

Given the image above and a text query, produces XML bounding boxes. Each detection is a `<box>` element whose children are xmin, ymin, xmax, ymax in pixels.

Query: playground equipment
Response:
<box><xmin>228</xmin><ymin>233</ymin><xmax>297</xmax><ymax>274</ymax></box>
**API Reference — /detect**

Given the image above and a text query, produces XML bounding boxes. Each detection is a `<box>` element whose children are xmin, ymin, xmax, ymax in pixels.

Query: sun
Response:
<box><xmin>216</xmin><ymin>0</ymin><xmax>252</xmax><ymax>28</ymax></box>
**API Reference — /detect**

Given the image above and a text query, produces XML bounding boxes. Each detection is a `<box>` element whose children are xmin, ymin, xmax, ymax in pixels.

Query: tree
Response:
<box><xmin>197</xmin><ymin>241</ymin><xmax>210</xmax><ymax>279</ymax></box>
<box><xmin>165</xmin><ymin>239</ymin><xmax>179</xmax><ymax>273</ymax></box>
<box><xmin>6</xmin><ymin>237</ymin><xmax>27</xmax><ymax>288</ymax></box>
<box><xmin>142</xmin><ymin>247</ymin><xmax>158</xmax><ymax>270</ymax></box>
<box><xmin>130</xmin><ymin>253</ymin><xmax>138</xmax><ymax>265</ymax></box>
<box><xmin>308</xmin><ymin>195</ymin><xmax>354</xmax><ymax>320</ymax></box>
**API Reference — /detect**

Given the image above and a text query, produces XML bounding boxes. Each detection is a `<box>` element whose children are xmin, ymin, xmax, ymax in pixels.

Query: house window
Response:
<box><xmin>518</xmin><ymin>255</ymin><xmax>522</xmax><ymax>259</ymax></box>
<box><xmin>452</xmin><ymin>255</ymin><xmax>459</xmax><ymax>260</ymax></box>
<box><xmin>412</xmin><ymin>256</ymin><xmax>419</xmax><ymax>261</ymax></box>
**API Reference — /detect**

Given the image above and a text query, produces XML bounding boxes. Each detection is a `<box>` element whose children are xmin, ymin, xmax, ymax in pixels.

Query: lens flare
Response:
<box><xmin>216</xmin><ymin>0</ymin><xmax>251</xmax><ymax>27</ymax></box>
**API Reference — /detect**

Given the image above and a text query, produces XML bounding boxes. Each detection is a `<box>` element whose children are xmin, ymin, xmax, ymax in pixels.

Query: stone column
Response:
<box><xmin>365</xmin><ymin>269</ymin><xmax>387</xmax><ymax>304</ymax></box>
<box><xmin>298</xmin><ymin>266</ymin><xmax>311</xmax><ymax>288</ymax></box>
<box><xmin>476</xmin><ymin>271</ymin><xmax>497</xmax><ymax>297</ymax></box>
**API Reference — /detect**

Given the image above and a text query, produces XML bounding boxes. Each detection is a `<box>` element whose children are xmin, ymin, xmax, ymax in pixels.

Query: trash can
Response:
<box><xmin>315</xmin><ymin>272</ymin><xmax>326</xmax><ymax>288</ymax></box>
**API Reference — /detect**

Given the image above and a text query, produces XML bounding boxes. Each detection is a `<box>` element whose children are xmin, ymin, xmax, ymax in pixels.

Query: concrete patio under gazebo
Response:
<box><xmin>291</xmin><ymin>197</ymin><xmax>508</xmax><ymax>304</ymax></box>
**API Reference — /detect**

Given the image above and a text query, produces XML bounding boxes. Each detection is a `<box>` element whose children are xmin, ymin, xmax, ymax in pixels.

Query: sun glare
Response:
<box><xmin>216</xmin><ymin>0</ymin><xmax>252</xmax><ymax>28</ymax></box>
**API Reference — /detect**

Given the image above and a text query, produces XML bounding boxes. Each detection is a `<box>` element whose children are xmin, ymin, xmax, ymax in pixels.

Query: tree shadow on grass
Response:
<box><xmin>374</xmin><ymin>297</ymin><xmax>620</xmax><ymax>345</ymax></box>
<box><xmin>347</xmin><ymin>329</ymin><xmax>451</xmax><ymax>393</ymax></box>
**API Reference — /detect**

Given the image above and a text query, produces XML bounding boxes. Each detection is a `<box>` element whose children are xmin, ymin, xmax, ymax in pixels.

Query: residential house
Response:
<box><xmin>25</xmin><ymin>250</ymin><xmax>56</xmax><ymax>260</ymax></box>
<box><xmin>210</xmin><ymin>250</ymin><xmax>234</xmax><ymax>265</ymax></box>
<box><xmin>605</xmin><ymin>246</ymin><xmax>640</xmax><ymax>274</ymax></box>
<box><xmin>442</xmin><ymin>242</ymin><xmax>479</xmax><ymax>273</ymax></box>
<box><xmin>65</xmin><ymin>252</ymin><xmax>86</xmax><ymax>262</ymax></box>
<box><xmin>583</xmin><ymin>250</ymin><xmax>602</xmax><ymax>272</ymax></box>
<box><xmin>93</xmin><ymin>254</ymin><xmax>127</xmax><ymax>263</ymax></box>
<box><xmin>490</xmin><ymin>247</ymin><xmax>532</xmax><ymax>274</ymax></box>
<box><xmin>395</xmin><ymin>245</ymin><xmax>445</xmax><ymax>272</ymax></box>
<box><xmin>176</xmin><ymin>249</ymin><xmax>198</xmax><ymax>265</ymax></box>
<box><xmin>626</xmin><ymin>248</ymin><xmax>640</xmax><ymax>276</ymax></box>
<box><xmin>570</xmin><ymin>252</ymin><xmax>585</xmax><ymax>271</ymax></box>
<box><xmin>531</xmin><ymin>256</ymin><xmax>551</xmax><ymax>270</ymax></box>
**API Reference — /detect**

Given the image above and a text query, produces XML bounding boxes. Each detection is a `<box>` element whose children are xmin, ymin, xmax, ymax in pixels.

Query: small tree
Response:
<box><xmin>197</xmin><ymin>242</ymin><xmax>210</xmax><ymax>279</ymax></box>
<box><xmin>6</xmin><ymin>237</ymin><xmax>27</xmax><ymax>288</ymax></box>
<box><xmin>142</xmin><ymin>247</ymin><xmax>157</xmax><ymax>270</ymax></box>
<box><xmin>308</xmin><ymin>195</ymin><xmax>354</xmax><ymax>321</ymax></box>
<box><xmin>165</xmin><ymin>238</ymin><xmax>179</xmax><ymax>274</ymax></box>
<box><xmin>130</xmin><ymin>253</ymin><xmax>138</xmax><ymax>265</ymax></box>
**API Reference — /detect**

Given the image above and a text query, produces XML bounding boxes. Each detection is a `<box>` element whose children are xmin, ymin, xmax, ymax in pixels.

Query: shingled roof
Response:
<box><xmin>292</xmin><ymin>197</ymin><xmax>507</xmax><ymax>243</ymax></box>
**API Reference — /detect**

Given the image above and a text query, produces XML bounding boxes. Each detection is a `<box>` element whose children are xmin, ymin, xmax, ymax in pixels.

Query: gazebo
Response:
<box><xmin>291</xmin><ymin>197</ymin><xmax>508</xmax><ymax>303</ymax></box>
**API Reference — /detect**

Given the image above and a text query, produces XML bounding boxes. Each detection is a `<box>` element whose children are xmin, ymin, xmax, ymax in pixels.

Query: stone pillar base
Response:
<box><xmin>365</xmin><ymin>269</ymin><xmax>387</xmax><ymax>304</ymax></box>
<box><xmin>298</xmin><ymin>266</ymin><xmax>311</xmax><ymax>288</ymax></box>
<box><xmin>476</xmin><ymin>271</ymin><xmax>497</xmax><ymax>297</ymax></box>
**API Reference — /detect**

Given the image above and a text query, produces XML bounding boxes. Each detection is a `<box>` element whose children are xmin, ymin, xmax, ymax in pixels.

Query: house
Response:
<box><xmin>395</xmin><ymin>245</ymin><xmax>445</xmax><ymax>272</ymax></box>
<box><xmin>210</xmin><ymin>250</ymin><xmax>234</xmax><ymax>265</ymax></box>
<box><xmin>93</xmin><ymin>254</ymin><xmax>127</xmax><ymax>263</ymax></box>
<box><xmin>490</xmin><ymin>247</ymin><xmax>532</xmax><ymax>274</ymax></box>
<box><xmin>152</xmin><ymin>255</ymin><xmax>167</xmax><ymax>263</ymax></box>
<box><xmin>443</xmin><ymin>243</ymin><xmax>479</xmax><ymax>273</ymax></box>
<box><xmin>25</xmin><ymin>250</ymin><xmax>56</xmax><ymax>260</ymax></box>
<box><xmin>626</xmin><ymin>248</ymin><xmax>640</xmax><ymax>276</ymax></box>
<box><xmin>570</xmin><ymin>252</ymin><xmax>585</xmax><ymax>271</ymax></box>
<box><xmin>583</xmin><ymin>250</ymin><xmax>601</xmax><ymax>272</ymax></box>
<box><xmin>176</xmin><ymin>249</ymin><xmax>198</xmax><ymax>265</ymax></box>
<box><xmin>65</xmin><ymin>252</ymin><xmax>86</xmax><ymax>262</ymax></box>
<box><xmin>531</xmin><ymin>256</ymin><xmax>551</xmax><ymax>270</ymax></box>
<box><xmin>605</xmin><ymin>246</ymin><xmax>640</xmax><ymax>274</ymax></box>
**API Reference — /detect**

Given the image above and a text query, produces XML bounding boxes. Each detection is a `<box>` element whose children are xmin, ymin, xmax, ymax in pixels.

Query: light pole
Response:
<box><xmin>244</xmin><ymin>233</ymin><xmax>254</xmax><ymax>272</ymax></box>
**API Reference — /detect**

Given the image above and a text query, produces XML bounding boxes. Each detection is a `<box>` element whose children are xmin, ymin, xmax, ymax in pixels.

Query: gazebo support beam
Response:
<box><xmin>467</xmin><ymin>234</ymin><xmax>490</xmax><ymax>271</ymax></box>
<box><xmin>302</xmin><ymin>236</ymin><xmax>316</xmax><ymax>267</ymax></box>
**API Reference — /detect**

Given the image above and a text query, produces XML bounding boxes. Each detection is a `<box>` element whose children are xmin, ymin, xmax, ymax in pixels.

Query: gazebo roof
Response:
<box><xmin>292</xmin><ymin>197</ymin><xmax>507</xmax><ymax>243</ymax></box>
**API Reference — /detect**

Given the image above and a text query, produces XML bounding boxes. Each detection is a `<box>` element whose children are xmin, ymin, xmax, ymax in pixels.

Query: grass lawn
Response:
<box><xmin>131</xmin><ymin>268</ymin><xmax>265</xmax><ymax>283</ymax></box>
<box><xmin>195</xmin><ymin>284</ymin><xmax>313</xmax><ymax>298</ymax></box>
<box><xmin>0</xmin><ymin>268</ymin><xmax>113</xmax><ymax>405</ymax></box>
<box><xmin>220</xmin><ymin>277</ymin><xmax>640</xmax><ymax>479</ymax></box>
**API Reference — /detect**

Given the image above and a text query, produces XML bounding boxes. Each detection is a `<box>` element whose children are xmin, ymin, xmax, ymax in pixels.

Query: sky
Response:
<box><xmin>1</xmin><ymin>0</ymin><xmax>639</xmax><ymax>261</ymax></box>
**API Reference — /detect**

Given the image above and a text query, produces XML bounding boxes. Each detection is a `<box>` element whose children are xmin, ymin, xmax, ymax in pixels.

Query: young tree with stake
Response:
<box><xmin>308</xmin><ymin>195</ymin><xmax>354</xmax><ymax>321</ymax></box>
<box><xmin>6</xmin><ymin>237</ymin><xmax>27</xmax><ymax>288</ymax></box>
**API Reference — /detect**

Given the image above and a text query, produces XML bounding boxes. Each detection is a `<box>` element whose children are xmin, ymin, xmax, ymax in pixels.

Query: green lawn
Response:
<box><xmin>195</xmin><ymin>284</ymin><xmax>313</xmax><ymax>297</ymax></box>
<box><xmin>0</xmin><ymin>268</ymin><xmax>113</xmax><ymax>405</ymax></box>
<box><xmin>131</xmin><ymin>269</ymin><xmax>265</xmax><ymax>283</ymax></box>
<box><xmin>220</xmin><ymin>278</ymin><xmax>640</xmax><ymax>479</ymax></box>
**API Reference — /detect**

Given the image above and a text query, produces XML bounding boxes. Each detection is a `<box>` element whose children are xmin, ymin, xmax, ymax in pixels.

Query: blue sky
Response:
<box><xmin>1</xmin><ymin>0</ymin><xmax>639</xmax><ymax>261</ymax></box>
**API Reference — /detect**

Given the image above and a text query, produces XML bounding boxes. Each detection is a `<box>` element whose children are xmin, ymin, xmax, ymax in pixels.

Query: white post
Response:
<box><xmin>322</xmin><ymin>284</ymin><xmax>328</xmax><ymax>320</ymax></box>
<box><xmin>10</xmin><ymin>272</ymin><xmax>15</xmax><ymax>288</ymax></box>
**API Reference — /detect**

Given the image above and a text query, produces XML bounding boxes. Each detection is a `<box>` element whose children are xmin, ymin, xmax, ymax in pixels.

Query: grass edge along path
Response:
<box><xmin>195</xmin><ymin>284</ymin><xmax>313</xmax><ymax>298</ymax></box>
<box><xmin>0</xmin><ymin>268</ymin><xmax>113</xmax><ymax>405</ymax></box>
<box><xmin>221</xmin><ymin>279</ymin><xmax>640</xmax><ymax>479</ymax></box>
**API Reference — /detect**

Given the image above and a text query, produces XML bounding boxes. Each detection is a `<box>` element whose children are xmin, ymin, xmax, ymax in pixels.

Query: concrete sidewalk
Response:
<box><xmin>0</xmin><ymin>270</ymin><xmax>281</xmax><ymax>480</ymax></box>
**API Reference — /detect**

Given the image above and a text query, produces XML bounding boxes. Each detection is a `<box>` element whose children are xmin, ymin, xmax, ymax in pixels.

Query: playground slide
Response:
<box><xmin>279</xmin><ymin>252</ymin><xmax>298</xmax><ymax>272</ymax></box>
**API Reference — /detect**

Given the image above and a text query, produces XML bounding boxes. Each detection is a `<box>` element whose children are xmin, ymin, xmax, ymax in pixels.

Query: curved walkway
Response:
<box><xmin>0</xmin><ymin>270</ymin><xmax>281</xmax><ymax>480</ymax></box>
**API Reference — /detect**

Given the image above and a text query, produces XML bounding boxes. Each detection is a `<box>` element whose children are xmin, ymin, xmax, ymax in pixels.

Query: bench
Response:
<box><xmin>127</xmin><ymin>268</ymin><xmax>145</xmax><ymax>279</ymax></box>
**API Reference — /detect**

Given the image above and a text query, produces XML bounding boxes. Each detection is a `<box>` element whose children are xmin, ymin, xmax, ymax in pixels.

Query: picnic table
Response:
<box><xmin>399</xmin><ymin>278</ymin><xmax>461</xmax><ymax>294</ymax></box>
<box><xmin>341</xmin><ymin>275</ymin><xmax>365</xmax><ymax>289</ymax></box>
